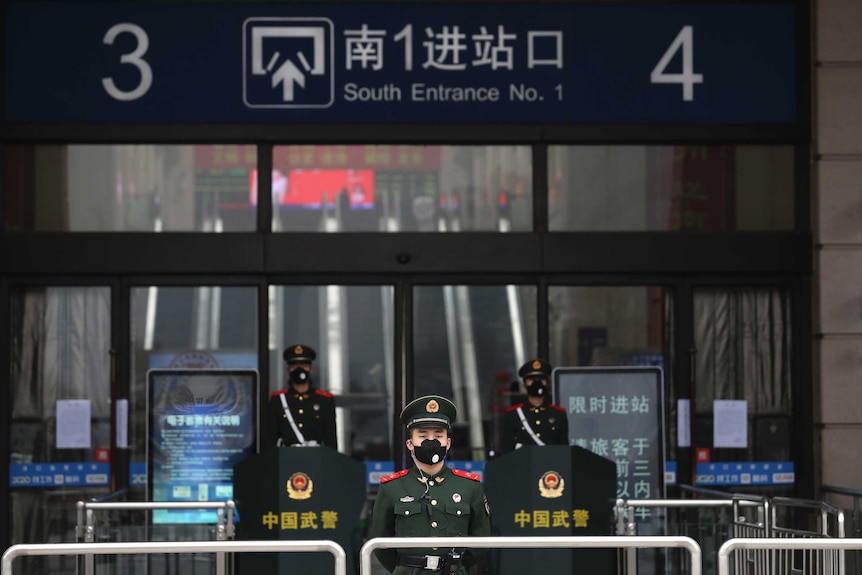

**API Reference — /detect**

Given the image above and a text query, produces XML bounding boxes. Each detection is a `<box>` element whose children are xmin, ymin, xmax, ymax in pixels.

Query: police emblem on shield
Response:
<box><xmin>538</xmin><ymin>470</ymin><xmax>564</xmax><ymax>498</ymax></box>
<box><xmin>287</xmin><ymin>471</ymin><xmax>314</xmax><ymax>500</ymax></box>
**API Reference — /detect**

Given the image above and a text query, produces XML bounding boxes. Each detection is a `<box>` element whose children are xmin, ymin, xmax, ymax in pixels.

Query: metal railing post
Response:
<box><xmin>76</xmin><ymin>499</ymin><xmax>238</xmax><ymax>575</ymax></box>
<box><xmin>360</xmin><ymin>535</ymin><xmax>702</xmax><ymax>575</ymax></box>
<box><xmin>719</xmin><ymin>538</ymin><xmax>862</xmax><ymax>575</ymax></box>
<box><xmin>2</xmin><ymin>540</ymin><xmax>346</xmax><ymax>575</ymax></box>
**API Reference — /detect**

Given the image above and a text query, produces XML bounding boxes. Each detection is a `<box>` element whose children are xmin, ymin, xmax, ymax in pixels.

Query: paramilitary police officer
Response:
<box><xmin>503</xmin><ymin>358</ymin><xmax>569</xmax><ymax>452</ymax></box>
<box><xmin>370</xmin><ymin>395</ymin><xmax>491</xmax><ymax>575</ymax></box>
<box><xmin>268</xmin><ymin>344</ymin><xmax>337</xmax><ymax>449</ymax></box>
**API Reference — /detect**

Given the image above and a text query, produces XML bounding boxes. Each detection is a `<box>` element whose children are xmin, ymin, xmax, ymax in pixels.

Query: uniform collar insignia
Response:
<box><xmin>415</xmin><ymin>468</ymin><xmax>446</xmax><ymax>483</ymax></box>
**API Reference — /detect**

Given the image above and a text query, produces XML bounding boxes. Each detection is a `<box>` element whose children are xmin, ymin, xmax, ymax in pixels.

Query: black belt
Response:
<box><xmin>397</xmin><ymin>554</ymin><xmax>445</xmax><ymax>571</ymax></box>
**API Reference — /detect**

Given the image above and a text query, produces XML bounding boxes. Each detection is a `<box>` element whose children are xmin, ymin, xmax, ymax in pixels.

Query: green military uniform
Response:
<box><xmin>370</xmin><ymin>395</ymin><xmax>491</xmax><ymax>574</ymax></box>
<box><xmin>503</xmin><ymin>359</ymin><xmax>569</xmax><ymax>452</ymax></box>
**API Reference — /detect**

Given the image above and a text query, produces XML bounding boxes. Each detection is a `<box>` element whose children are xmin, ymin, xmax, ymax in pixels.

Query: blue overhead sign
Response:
<box><xmin>5</xmin><ymin>1</ymin><xmax>796</xmax><ymax>124</ymax></box>
<box><xmin>9</xmin><ymin>463</ymin><xmax>110</xmax><ymax>487</ymax></box>
<box><xmin>696</xmin><ymin>461</ymin><xmax>795</xmax><ymax>486</ymax></box>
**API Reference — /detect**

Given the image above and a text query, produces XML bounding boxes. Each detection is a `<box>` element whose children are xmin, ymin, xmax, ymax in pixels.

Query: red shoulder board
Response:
<box><xmin>506</xmin><ymin>403</ymin><xmax>524</xmax><ymax>412</ymax></box>
<box><xmin>451</xmin><ymin>468</ymin><xmax>481</xmax><ymax>482</ymax></box>
<box><xmin>550</xmin><ymin>404</ymin><xmax>566</xmax><ymax>413</ymax></box>
<box><xmin>314</xmin><ymin>389</ymin><xmax>333</xmax><ymax>398</ymax></box>
<box><xmin>270</xmin><ymin>389</ymin><xmax>288</xmax><ymax>397</ymax></box>
<box><xmin>379</xmin><ymin>469</ymin><xmax>410</xmax><ymax>484</ymax></box>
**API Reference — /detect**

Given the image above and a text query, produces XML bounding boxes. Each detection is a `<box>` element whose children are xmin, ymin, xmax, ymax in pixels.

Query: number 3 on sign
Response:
<box><xmin>650</xmin><ymin>25</ymin><xmax>703</xmax><ymax>101</ymax></box>
<box><xmin>102</xmin><ymin>23</ymin><xmax>153</xmax><ymax>101</ymax></box>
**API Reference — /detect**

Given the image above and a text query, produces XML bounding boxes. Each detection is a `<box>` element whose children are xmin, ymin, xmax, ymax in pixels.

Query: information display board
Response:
<box><xmin>5</xmin><ymin>1</ymin><xmax>796</xmax><ymax>123</ymax></box>
<box><xmin>553</xmin><ymin>366</ymin><xmax>665</xmax><ymax>505</ymax></box>
<box><xmin>147</xmin><ymin>368</ymin><xmax>258</xmax><ymax>524</ymax></box>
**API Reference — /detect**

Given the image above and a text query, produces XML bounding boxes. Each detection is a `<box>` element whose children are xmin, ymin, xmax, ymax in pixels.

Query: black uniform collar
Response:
<box><xmin>290</xmin><ymin>383</ymin><xmax>314</xmax><ymax>399</ymax></box>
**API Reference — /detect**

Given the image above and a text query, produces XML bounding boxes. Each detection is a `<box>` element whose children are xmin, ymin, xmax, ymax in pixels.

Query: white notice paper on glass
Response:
<box><xmin>116</xmin><ymin>399</ymin><xmax>129</xmax><ymax>449</ymax></box>
<box><xmin>56</xmin><ymin>400</ymin><xmax>92</xmax><ymax>449</ymax></box>
<box><xmin>677</xmin><ymin>399</ymin><xmax>691</xmax><ymax>447</ymax></box>
<box><xmin>713</xmin><ymin>399</ymin><xmax>748</xmax><ymax>448</ymax></box>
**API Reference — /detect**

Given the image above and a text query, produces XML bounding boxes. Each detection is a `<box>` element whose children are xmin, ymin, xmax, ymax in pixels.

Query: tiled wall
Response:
<box><xmin>815</xmin><ymin>0</ymin><xmax>862</xmax><ymax>492</ymax></box>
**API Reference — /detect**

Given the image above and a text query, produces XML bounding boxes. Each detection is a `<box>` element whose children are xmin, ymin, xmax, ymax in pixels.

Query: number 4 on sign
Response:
<box><xmin>650</xmin><ymin>25</ymin><xmax>703</xmax><ymax>101</ymax></box>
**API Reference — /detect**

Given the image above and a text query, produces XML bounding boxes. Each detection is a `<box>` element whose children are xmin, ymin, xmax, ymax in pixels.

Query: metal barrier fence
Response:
<box><xmin>360</xmin><ymin>535</ymin><xmax>702</xmax><ymax>575</ymax></box>
<box><xmin>617</xmin><ymin>494</ymin><xmax>846</xmax><ymax>575</ymax></box>
<box><xmin>1</xmin><ymin>540</ymin><xmax>346</xmax><ymax>575</ymax></box>
<box><xmin>75</xmin><ymin>499</ymin><xmax>237</xmax><ymax>575</ymax></box>
<box><xmin>76</xmin><ymin>501</ymin><xmax>236</xmax><ymax>542</ymax></box>
<box><xmin>8</xmin><ymin>534</ymin><xmax>859</xmax><ymax>575</ymax></box>
<box><xmin>615</xmin><ymin>495</ymin><xmax>768</xmax><ymax>575</ymax></box>
<box><xmin>2</xmin><ymin>536</ymin><xmax>700</xmax><ymax>575</ymax></box>
<box><xmin>4</xmin><ymin>493</ymin><xmax>848</xmax><ymax>575</ymax></box>
<box><xmin>823</xmin><ymin>485</ymin><xmax>862</xmax><ymax>575</ymax></box>
<box><xmin>718</xmin><ymin>538</ymin><xmax>859</xmax><ymax>575</ymax></box>
<box><xmin>769</xmin><ymin>498</ymin><xmax>845</xmax><ymax>575</ymax></box>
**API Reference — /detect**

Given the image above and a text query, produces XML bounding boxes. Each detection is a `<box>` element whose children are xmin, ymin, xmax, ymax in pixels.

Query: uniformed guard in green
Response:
<box><xmin>268</xmin><ymin>344</ymin><xmax>337</xmax><ymax>448</ymax></box>
<box><xmin>503</xmin><ymin>358</ymin><xmax>569</xmax><ymax>452</ymax></box>
<box><xmin>370</xmin><ymin>395</ymin><xmax>491</xmax><ymax>574</ymax></box>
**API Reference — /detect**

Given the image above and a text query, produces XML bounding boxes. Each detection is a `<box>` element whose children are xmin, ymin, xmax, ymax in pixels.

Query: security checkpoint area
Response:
<box><xmin>4</xmin><ymin>0</ymin><xmax>846</xmax><ymax>573</ymax></box>
<box><xmin>3</xmin><ymin>488</ymin><xmax>862</xmax><ymax>575</ymax></box>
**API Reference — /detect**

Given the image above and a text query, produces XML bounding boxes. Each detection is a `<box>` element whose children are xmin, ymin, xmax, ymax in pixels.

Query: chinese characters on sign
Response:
<box><xmin>569</xmin><ymin>393</ymin><xmax>654</xmax><ymax>503</ymax></box>
<box><xmin>261</xmin><ymin>510</ymin><xmax>339</xmax><ymax>530</ymax></box>
<box><xmin>341</xmin><ymin>23</ymin><xmax>563</xmax><ymax>103</ymax></box>
<box><xmin>165</xmin><ymin>415</ymin><xmax>242</xmax><ymax>427</ymax></box>
<box><xmin>6</xmin><ymin>2</ymin><xmax>797</xmax><ymax>123</ymax></box>
<box><xmin>512</xmin><ymin>508</ymin><xmax>590</xmax><ymax>529</ymax></box>
<box><xmin>555</xmin><ymin>368</ymin><xmax>664</xmax><ymax>521</ymax></box>
<box><xmin>344</xmin><ymin>24</ymin><xmax>560</xmax><ymax>72</ymax></box>
<box><xmin>148</xmin><ymin>370</ymin><xmax>258</xmax><ymax>525</ymax></box>
<box><xmin>9</xmin><ymin>463</ymin><xmax>110</xmax><ymax>487</ymax></box>
<box><xmin>696</xmin><ymin>462</ymin><xmax>794</xmax><ymax>486</ymax></box>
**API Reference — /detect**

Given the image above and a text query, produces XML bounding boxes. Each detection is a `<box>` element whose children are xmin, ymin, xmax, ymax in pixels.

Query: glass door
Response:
<box><xmin>412</xmin><ymin>283</ymin><xmax>538</xmax><ymax>462</ymax></box>
<box><xmin>547</xmin><ymin>284</ymin><xmax>673</xmax><ymax>499</ymax></box>
<box><xmin>8</xmin><ymin>283</ymin><xmax>113</xmax><ymax>575</ymax></box>
<box><xmin>687</xmin><ymin>285</ymin><xmax>794</xmax><ymax>481</ymax></box>
<box><xmin>266</xmin><ymin>284</ymin><xmax>395</xmax><ymax>459</ymax></box>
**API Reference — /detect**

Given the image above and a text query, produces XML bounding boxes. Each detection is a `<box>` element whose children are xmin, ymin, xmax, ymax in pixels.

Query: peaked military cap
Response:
<box><xmin>283</xmin><ymin>344</ymin><xmax>317</xmax><ymax>364</ymax></box>
<box><xmin>519</xmin><ymin>358</ymin><xmax>552</xmax><ymax>379</ymax></box>
<box><xmin>400</xmin><ymin>395</ymin><xmax>457</xmax><ymax>429</ymax></box>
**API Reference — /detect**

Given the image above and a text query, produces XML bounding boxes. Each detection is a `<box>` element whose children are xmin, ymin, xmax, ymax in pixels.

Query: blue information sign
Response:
<box><xmin>696</xmin><ymin>461</ymin><xmax>794</xmax><ymax>486</ymax></box>
<box><xmin>665</xmin><ymin>461</ymin><xmax>677</xmax><ymax>486</ymax></box>
<box><xmin>9</xmin><ymin>462</ymin><xmax>110</xmax><ymax>488</ymax></box>
<box><xmin>365</xmin><ymin>460</ymin><xmax>395</xmax><ymax>485</ymax></box>
<box><xmin>147</xmin><ymin>369</ymin><xmax>258</xmax><ymax>524</ymax></box>
<box><xmin>130</xmin><ymin>462</ymin><xmax>147</xmax><ymax>487</ymax></box>
<box><xmin>5</xmin><ymin>1</ymin><xmax>796</xmax><ymax>123</ymax></box>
